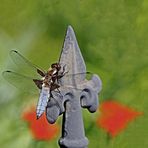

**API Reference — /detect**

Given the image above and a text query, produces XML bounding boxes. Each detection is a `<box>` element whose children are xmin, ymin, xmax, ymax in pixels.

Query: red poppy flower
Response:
<box><xmin>96</xmin><ymin>101</ymin><xmax>143</xmax><ymax>137</ymax></box>
<box><xmin>22</xmin><ymin>106</ymin><xmax>59</xmax><ymax>140</ymax></box>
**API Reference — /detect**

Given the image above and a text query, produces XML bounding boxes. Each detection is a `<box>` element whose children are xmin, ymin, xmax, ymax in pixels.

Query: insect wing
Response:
<box><xmin>10</xmin><ymin>50</ymin><xmax>45</xmax><ymax>78</ymax></box>
<box><xmin>67</xmin><ymin>72</ymin><xmax>92</xmax><ymax>79</ymax></box>
<box><xmin>59</xmin><ymin>72</ymin><xmax>92</xmax><ymax>86</ymax></box>
<box><xmin>36</xmin><ymin>86</ymin><xmax>50</xmax><ymax>119</ymax></box>
<box><xmin>58</xmin><ymin>72</ymin><xmax>93</xmax><ymax>92</ymax></box>
<box><xmin>2</xmin><ymin>70</ymin><xmax>39</xmax><ymax>93</ymax></box>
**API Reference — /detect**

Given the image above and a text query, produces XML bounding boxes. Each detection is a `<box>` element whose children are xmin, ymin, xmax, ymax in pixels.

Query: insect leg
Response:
<box><xmin>51</xmin><ymin>83</ymin><xmax>63</xmax><ymax>98</ymax></box>
<box><xmin>58</xmin><ymin>64</ymin><xmax>68</xmax><ymax>78</ymax></box>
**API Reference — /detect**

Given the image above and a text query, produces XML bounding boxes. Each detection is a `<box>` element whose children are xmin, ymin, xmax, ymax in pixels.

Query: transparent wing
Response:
<box><xmin>10</xmin><ymin>50</ymin><xmax>45</xmax><ymax>78</ymax></box>
<box><xmin>58</xmin><ymin>63</ymin><xmax>92</xmax><ymax>83</ymax></box>
<box><xmin>52</xmin><ymin>72</ymin><xmax>93</xmax><ymax>96</ymax></box>
<box><xmin>2</xmin><ymin>70</ymin><xmax>41</xmax><ymax>93</ymax></box>
<box><xmin>59</xmin><ymin>71</ymin><xmax>93</xmax><ymax>88</ymax></box>
<box><xmin>65</xmin><ymin>72</ymin><xmax>92</xmax><ymax>79</ymax></box>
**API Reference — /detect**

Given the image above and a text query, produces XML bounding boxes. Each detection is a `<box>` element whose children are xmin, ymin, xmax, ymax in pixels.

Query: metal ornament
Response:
<box><xmin>46</xmin><ymin>26</ymin><xmax>102</xmax><ymax>148</ymax></box>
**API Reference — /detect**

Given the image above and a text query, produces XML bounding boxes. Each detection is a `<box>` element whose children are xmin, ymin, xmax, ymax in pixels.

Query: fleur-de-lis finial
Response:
<box><xmin>46</xmin><ymin>26</ymin><xmax>102</xmax><ymax>148</ymax></box>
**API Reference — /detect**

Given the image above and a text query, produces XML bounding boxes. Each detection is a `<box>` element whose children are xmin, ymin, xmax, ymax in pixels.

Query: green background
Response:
<box><xmin>0</xmin><ymin>0</ymin><xmax>148</xmax><ymax>147</ymax></box>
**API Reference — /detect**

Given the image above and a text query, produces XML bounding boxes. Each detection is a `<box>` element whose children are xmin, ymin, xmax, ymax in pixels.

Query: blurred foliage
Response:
<box><xmin>0</xmin><ymin>0</ymin><xmax>148</xmax><ymax>148</ymax></box>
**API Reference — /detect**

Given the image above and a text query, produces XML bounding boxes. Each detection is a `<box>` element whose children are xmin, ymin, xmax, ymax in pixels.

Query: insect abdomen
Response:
<box><xmin>36</xmin><ymin>86</ymin><xmax>50</xmax><ymax>119</ymax></box>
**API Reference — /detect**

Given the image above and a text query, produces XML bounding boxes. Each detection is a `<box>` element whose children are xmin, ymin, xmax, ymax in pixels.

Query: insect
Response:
<box><xmin>33</xmin><ymin>62</ymin><xmax>68</xmax><ymax>119</ymax></box>
<box><xmin>3</xmin><ymin>50</ymin><xmax>91</xmax><ymax>119</ymax></box>
<box><xmin>3</xmin><ymin>50</ymin><xmax>69</xmax><ymax>119</ymax></box>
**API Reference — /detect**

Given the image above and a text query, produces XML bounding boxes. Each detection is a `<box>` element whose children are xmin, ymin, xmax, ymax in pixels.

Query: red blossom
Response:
<box><xmin>96</xmin><ymin>101</ymin><xmax>143</xmax><ymax>137</ymax></box>
<box><xmin>22</xmin><ymin>106</ymin><xmax>59</xmax><ymax>140</ymax></box>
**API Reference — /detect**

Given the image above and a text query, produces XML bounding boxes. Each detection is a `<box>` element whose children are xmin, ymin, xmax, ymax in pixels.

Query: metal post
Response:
<box><xmin>46</xmin><ymin>26</ymin><xmax>102</xmax><ymax>148</ymax></box>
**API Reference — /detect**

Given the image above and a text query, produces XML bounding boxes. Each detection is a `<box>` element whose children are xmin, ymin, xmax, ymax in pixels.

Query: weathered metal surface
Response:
<box><xmin>46</xmin><ymin>26</ymin><xmax>102</xmax><ymax>148</ymax></box>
